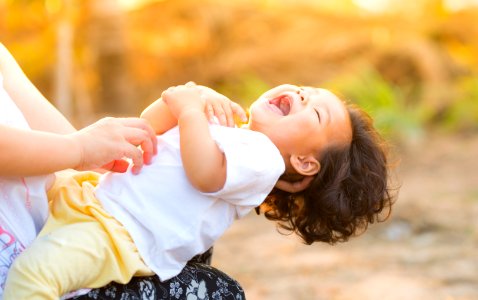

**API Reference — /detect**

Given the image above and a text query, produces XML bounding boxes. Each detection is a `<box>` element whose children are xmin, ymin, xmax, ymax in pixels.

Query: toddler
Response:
<box><xmin>4</xmin><ymin>83</ymin><xmax>394</xmax><ymax>299</ymax></box>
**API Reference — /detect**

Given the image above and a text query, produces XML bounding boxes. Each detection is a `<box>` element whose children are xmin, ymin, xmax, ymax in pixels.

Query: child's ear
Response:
<box><xmin>275</xmin><ymin>175</ymin><xmax>314</xmax><ymax>193</ymax></box>
<box><xmin>289</xmin><ymin>154</ymin><xmax>320</xmax><ymax>176</ymax></box>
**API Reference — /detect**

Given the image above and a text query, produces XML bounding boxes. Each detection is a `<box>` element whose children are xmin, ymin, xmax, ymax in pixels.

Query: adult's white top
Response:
<box><xmin>0</xmin><ymin>72</ymin><xmax>49</xmax><ymax>294</ymax></box>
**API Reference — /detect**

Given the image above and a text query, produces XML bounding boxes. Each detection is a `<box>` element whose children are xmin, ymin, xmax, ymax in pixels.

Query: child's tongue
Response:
<box><xmin>269</xmin><ymin>95</ymin><xmax>291</xmax><ymax>116</ymax></box>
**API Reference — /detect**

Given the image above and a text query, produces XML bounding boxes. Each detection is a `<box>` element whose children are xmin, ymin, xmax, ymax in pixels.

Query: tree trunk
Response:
<box><xmin>54</xmin><ymin>10</ymin><xmax>73</xmax><ymax>119</ymax></box>
<box><xmin>86</xmin><ymin>0</ymin><xmax>134</xmax><ymax>115</ymax></box>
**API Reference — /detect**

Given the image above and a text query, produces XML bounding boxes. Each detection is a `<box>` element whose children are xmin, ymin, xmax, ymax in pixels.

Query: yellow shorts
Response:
<box><xmin>4</xmin><ymin>170</ymin><xmax>152</xmax><ymax>299</ymax></box>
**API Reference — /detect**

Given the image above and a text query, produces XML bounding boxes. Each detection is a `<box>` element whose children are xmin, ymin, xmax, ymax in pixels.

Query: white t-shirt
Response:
<box><xmin>0</xmin><ymin>73</ymin><xmax>49</xmax><ymax>293</ymax></box>
<box><xmin>95</xmin><ymin>125</ymin><xmax>285</xmax><ymax>280</ymax></box>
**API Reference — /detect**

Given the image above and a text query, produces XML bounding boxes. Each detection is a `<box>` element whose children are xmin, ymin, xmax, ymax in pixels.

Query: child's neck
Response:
<box><xmin>241</xmin><ymin>124</ymin><xmax>289</xmax><ymax>165</ymax></box>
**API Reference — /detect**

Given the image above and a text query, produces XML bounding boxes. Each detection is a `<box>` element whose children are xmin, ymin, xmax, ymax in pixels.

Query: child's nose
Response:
<box><xmin>296</xmin><ymin>88</ymin><xmax>308</xmax><ymax>105</ymax></box>
<box><xmin>296</xmin><ymin>89</ymin><xmax>303</xmax><ymax>99</ymax></box>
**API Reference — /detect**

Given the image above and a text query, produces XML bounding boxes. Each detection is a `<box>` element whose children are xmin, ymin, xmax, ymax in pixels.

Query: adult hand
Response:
<box><xmin>70</xmin><ymin>117</ymin><xmax>157</xmax><ymax>174</ymax></box>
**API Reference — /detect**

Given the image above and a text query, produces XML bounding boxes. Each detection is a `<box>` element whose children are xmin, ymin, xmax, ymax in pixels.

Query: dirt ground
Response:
<box><xmin>213</xmin><ymin>132</ymin><xmax>478</xmax><ymax>300</ymax></box>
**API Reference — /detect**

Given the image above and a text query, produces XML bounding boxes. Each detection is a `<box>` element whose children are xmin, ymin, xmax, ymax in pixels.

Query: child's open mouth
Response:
<box><xmin>268</xmin><ymin>95</ymin><xmax>291</xmax><ymax>116</ymax></box>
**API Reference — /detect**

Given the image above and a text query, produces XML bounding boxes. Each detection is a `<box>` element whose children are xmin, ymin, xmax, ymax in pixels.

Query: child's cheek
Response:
<box><xmin>295</xmin><ymin>113</ymin><xmax>315</xmax><ymax>128</ymax></box>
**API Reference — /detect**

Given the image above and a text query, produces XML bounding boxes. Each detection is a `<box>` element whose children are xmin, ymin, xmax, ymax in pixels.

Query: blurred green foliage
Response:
<box><xmin>216</xmin><ymin>73</ymin><xmax>272</xmax><ymax>109</ymax></box>
<box><xmin>213</xmin><ymin>67</ymin><xmax>478</xmax><ymax>144</ymax></box>
<box><xmin>324</xmin><ymin>68</ymin><xmax>427</xmax><ymax>143</ymax></box>
<box><xmin>2</xmin><ymin>0</ymin><xmax>478</xmax><ymax>142</ymax></box>
<box><xmin>442</xmin><ymin>75</ymin><xmax>478</xmax><ymax>132</ymax></box>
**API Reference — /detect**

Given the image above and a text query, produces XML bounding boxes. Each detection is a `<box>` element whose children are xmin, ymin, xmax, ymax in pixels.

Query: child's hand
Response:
<box><xmin>162</xmin><ymin>82</ymin><xmax>248</xmax><ymax>127</ymax></box>
<box><xmin>193</xmin><ymin>84</ymin><xmax>248</xmax><ymax>127</ymax></box>
<box><xmin>161</xmin><ymin>84</ymin><xmax>205</xmax><ymax>120</ymax></box>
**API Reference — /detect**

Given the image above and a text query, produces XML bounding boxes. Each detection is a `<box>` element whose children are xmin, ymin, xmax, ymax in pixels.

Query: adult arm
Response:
<box><xmin>0</xmin><ymin>43</ymin><xmax>76</xmax><ymax>133</ymax></box>
<box><xmin>0</xmin><ymin>117</ymin><xmax>155</xmax><ymax>176</ymax></box>
<box><xmin>0</xmin><ymin>43</ymin><xmax>157</xmax><ymax>175</ymax></box>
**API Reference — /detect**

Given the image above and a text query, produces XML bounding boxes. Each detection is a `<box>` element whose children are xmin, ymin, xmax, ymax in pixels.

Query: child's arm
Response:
<box><xmin>160</xmin><ymin>84</ymin><xmax>235</xmax><ymax>193</ymax></box>
<box><xmin>140</xmin><ymin>84</ymin><xmax>247</xmax><ymax>135</ymax></box>
<box><xmin>140</xmin><ymin>98</ymin><xmax>178</xmax><ymax>135</ymax></box>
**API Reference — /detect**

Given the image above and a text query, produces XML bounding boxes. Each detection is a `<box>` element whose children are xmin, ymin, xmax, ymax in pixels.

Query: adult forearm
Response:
<box><xmin>0</xmin><ymin>125</ymin><xmax>80</xmax><ymax>176</ymax></box>
<box><xmin>0</xmin><ymin>43</ymin><xmax>76</xmax><ymax>134</ymax></box>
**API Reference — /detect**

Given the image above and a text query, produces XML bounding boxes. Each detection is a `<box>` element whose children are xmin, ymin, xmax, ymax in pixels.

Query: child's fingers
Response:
<box><xmin>205</xmin><ymin>98</ymin><xmax>247</xmax><ymax>127</ymax></box>
<box><xmin>230</xmin><ymin>102</ymin><xmax>248</xmax><ymax>124</ymax></box>
<box><xmin>221</xmin><ymin>100</ymin><xmax>234</xmax><ymax>127</ymax></box>
<box><xmin>213</xmin><ymin>99</ymin><xmax>238</xmax><ymax>127</ymax></box>
<box><xmin>206</xmin><ymin>104</ymin><xmax>215</xmax><ymax>122</ymax></box>
<box><xmin>211</xmin><ymin>102</ymin><xmax>227</xmax><ymax>126</ymax></box>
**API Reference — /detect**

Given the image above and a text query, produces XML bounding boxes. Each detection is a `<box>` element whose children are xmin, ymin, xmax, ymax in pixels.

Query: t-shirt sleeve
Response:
<box><xmin>203</xmin><ymin>127</ymin><xmax>285</xmax><ymax>217</ymax></box>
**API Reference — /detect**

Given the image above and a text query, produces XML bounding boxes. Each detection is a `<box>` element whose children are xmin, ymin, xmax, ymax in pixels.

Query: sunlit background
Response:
<box><xmin>1</xmin><ymin>0</ymin><xmax>477</xmax><ymax>299</ymax></box>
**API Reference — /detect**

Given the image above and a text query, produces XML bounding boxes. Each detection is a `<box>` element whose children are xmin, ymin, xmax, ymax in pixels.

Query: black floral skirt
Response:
<box><xmin>73</xmin><ymin>248</ymin><xmax>245</xmax><ymax>300</ymax></box>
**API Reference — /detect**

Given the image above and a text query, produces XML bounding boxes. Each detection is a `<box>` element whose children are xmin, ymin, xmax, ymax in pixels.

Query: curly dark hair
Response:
<box><xmin>258</xmin><ymin>104</ymin><xmax>396</xmax><ymax>245</ymax></box>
